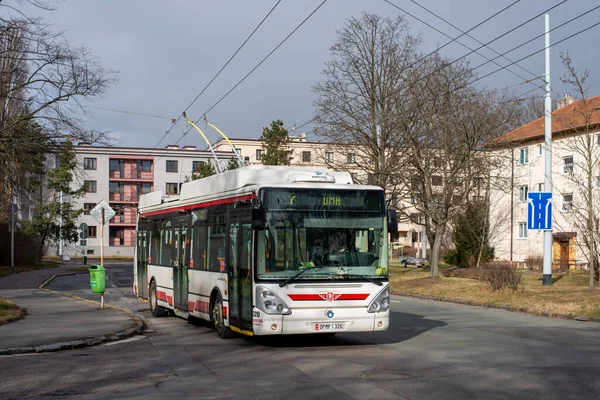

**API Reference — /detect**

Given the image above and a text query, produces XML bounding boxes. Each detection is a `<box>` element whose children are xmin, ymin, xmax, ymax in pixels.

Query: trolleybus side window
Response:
<box><xmin>191</xmin><ymin>210</ymin><xmax>209</xmax><ymax>270</ymax></box>
<box><xmin>150</xmin><ymin>218</ymin><xmax>161</xmax><ymax>264</ymax></box>
<box><xmin>161</xmin><ymin>219</ymin><xmax>174</xmax><ymax>266</ymax></box>
<box><xmin>208</xmin><ymin>209</ymin><xmax>226</xmax><ymax>272</ymax></box>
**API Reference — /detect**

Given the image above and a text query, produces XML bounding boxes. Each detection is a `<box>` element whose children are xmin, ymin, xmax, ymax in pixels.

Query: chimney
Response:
<box><xmin>182</xmin><ymin>145</ymin><xmax>196</xmax><ymax>150</ymax></box>
<box><xmin>556</xmin><ymin>93</ymin><xmax>575</xmax><ymax>109</ymax></box>
<box><xmin>165</xmin><ymin>144</ymin><xmax>179</xmax><ymax>149</ymax></box>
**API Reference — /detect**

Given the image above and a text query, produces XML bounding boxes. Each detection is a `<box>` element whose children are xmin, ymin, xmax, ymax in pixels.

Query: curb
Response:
<box><xmin>0</xmin><ymin>273</ymin><xmax>146</xmax><ymax>356</ymax></box>
<box><xmin>393</xmin><ymin>291</ymin><xmax>600</xmax><ymax>323</ymax></box>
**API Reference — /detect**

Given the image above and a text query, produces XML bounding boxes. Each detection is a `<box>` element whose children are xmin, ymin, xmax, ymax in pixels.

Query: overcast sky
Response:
<box><xmin>17</xmin><ymin>0</ymin><xmax>600</xmax><ymax>149</ymax></box>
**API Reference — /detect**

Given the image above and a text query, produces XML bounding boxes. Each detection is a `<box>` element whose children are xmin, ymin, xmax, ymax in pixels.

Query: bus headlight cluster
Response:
<box><xmin>368</xmin><ymin>286</ymin><xmax>390</xmax><ymax>313</ymax></box>
<box><xmin>256</xmin><ymin>286</ymin><xmax>291</xmax><ymax>315</ymax></box>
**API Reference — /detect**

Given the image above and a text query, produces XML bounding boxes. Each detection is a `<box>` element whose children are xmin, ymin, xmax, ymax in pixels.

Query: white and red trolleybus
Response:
<box><xmin>134</xmin><ymin>165</ymin><xmax>398</xmax><ymax>338</ymax></box>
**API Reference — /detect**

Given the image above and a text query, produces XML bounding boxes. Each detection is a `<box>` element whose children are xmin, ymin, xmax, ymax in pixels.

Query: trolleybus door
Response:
<box><xmin>173</xmin><ymin>216</ymin><xmax>190</xmax><ymax>310</ymax></box>
<box><xmin>136</xmin><ymin>220</ymin><xmax>149</xmax><ymax>298</ymax></box>
<box><xmin>227</xmin><ymin>214</ymin><xmax>253</xmax><ymax>329</ymax></box>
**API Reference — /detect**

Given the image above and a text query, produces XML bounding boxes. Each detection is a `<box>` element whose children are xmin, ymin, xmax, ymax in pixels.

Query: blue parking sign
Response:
<box><xmin>528</xmin><ymin>192</ymin><xmax>552</xmax><ymax>230</ymax></box>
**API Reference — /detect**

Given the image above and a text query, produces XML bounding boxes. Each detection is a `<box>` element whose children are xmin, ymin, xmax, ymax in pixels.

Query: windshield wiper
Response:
<box><xmin>337</xmin><ymin>273</ymin><xmax>383</xmax><ymax>286</ymax></box>
<box><xmin>279</xmin><ymin>268</ymin><xmax>310</xmax><ymax>287</ymax></box>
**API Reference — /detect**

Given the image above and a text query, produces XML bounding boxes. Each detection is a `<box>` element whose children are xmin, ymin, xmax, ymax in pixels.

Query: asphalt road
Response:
<box><xmin>1</xmin><ymin>265</ymin><xmax>600</xmax><ymax>399</ymax></box>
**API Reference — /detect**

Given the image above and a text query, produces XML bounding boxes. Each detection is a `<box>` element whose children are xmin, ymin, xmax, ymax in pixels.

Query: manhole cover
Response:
<box><xmin>357</xmin><ymin>372</ymin><xmax>415</xmax><ymax>381</ymax></box>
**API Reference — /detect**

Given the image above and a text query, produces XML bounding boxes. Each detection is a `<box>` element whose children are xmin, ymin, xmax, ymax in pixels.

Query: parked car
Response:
<box><xmin>398</xmin><ymin>256</ymin><xmax>426</xmax><ymax>268</ymax></box>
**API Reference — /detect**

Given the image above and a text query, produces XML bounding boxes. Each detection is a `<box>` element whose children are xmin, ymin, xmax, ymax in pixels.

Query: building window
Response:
<box><xmin>518</xmin><ymin>222</ymin><xmax>528</xmax><ymax>238</ymax></box>
<box><xmin>137</xmin><ymin>182</ymin><xmax>152</xmax><ymax>198</ymax></box>
<box><xmin>472</xmin><ymin>195</ymin><xmax>484</xmax><ymax>202</ymax></box>
<box><xmin>562</xmin><ymin>194</ymin><xmax>573</xmax><ymax>211</ymax></box>
<box><xmin>563</xmin><ymin>156</ymin><xmax>573</xmax><ymax>174</ymax></box>
<box><xmin>538</xmin><ymin>144</ymin><xmax>543</xmax><ymax>156</ymax></box>
<box><xmin>83</xmin><ymin>203</ymin><xmax>95</xmax><ymax>215</ymax></box>
<box><xmin>538</xmin><ymin>183</ymin><xmax>544</xmax><ymax>191</ymax></box>
<box><xmin>109</xmin><ymin>159</ymin><xmax>119</xmax><ymax>171</ymax></box>
<box><xmin>519</xmin><ymin>147</ymin><xmax>529</xmax><ymax>165</ymax></box>
<box><xmin>84</xmin><ymin>180</ymin><xmax>97</xmax><ymax>193</ymax></box>
<box><xmin>350</xmin><ymin>172</ymin><xmax>358</xmax><ymax>183</ymax></box>
<box><xmin>432</xmin><ymin>175</ymin><xmax>443</xmax><ymax>186</ymax></box>
<box><xmin>347</xmin><ymin>152</ymin><xmax>356</xmax><ymax>164</ymax></box>
<box><xmin>325</xmin><ymin>152</ymin><xmax>334</xmax><ymax>163</ymax></box>
<box><xmin>518</xmin><ymin>185</ymin><xmax>528</xmax><ymax>202</ymax></box>
<box><xmin>597</xmin><ymin>135</ymin><xmax>600</xmax><ymax>146</ymax></box>
<box><xmin>83</xmin><ymin>157</ymin><xmax>97</xmax><ymax>170</ymax></box>
<box><xmin>473</xmin><ymin>177</ymin><xmax>483</xmax><ymax>188</ymax></box>
<box><xmin>166</xmin><ymin>160</ymin><xmax>178</xmax><ymax>173</ymax></box>
<box><xmin>87</xmin><ymin>249</ymin><xmax>94</xmax><ymax>255</ymax></box>
<box><xmin>140</xmin><ymin>160</ymin><xmax>152</xmax><ymax>172</ymax></box>
<box><xmin>166</xmin><ymin>182</ymin><xmax>179</xmax><ymax>195</ymax></box>
<box><xmin>256</xmin><ymin>149</ymin><xmax>265</xmax><ymax>161</ymax></box>
<box><xmin>87</xmin><ymin>226</ymin><xmax>97</xmax><ymax>238</ymax></box>
<box><xmin>192</xmin><ymin>160</ymin><xmax>205</xmax><ymax>172</ymax></box>
<box><xmin>302</xmin><ymin>151</ymin><xmax>311</xmax><ymax>163</ymax></box>
<box><xmin>596</xmin><ymin>176</ymin><xmax>600</xmax><ymax>188</ymax></box>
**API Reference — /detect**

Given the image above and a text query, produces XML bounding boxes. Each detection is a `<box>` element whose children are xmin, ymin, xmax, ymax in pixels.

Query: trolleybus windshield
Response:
<box><xmin>256</xmin><ymin>188</ymin><xmax>387</xmax><ymax>283</ymax></box>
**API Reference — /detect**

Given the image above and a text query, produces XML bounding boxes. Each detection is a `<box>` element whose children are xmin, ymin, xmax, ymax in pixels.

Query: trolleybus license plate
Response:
<box><xmin>314</xmin><ymin>323</ymin><xmax>344</xmax><ymax>331</ymax></box>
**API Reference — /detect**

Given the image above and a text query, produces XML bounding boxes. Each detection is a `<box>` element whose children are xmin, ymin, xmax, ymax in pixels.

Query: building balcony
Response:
<box><xmin>109</xmin><ymin>192</ymin><xmax>140</xmax><ymax>203</ymax></box>
<box><xmin>109</xmin><ymin>168</ymin><xmax>153</xmax><ymax>181</ymax></box>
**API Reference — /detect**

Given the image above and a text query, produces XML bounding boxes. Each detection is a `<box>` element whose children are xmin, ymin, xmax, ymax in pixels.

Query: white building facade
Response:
<box><xmin>488</xmin><ymin>95</ymin><xmax>600</xmax><ymax>269</ymax></box>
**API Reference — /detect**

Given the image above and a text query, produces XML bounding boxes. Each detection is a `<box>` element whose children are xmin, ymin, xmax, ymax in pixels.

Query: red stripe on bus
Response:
<box><xmin>167</xmin><ymin>296</ymin><xmax>173</xmax><ymax>306</ymax></box>
<box><xmin>287</xmin><ymin>293</ymin><xmax>370</xmax><ymax>301</ymax></box>
<box><xmin>188</xmin><ymin>300</ymin><xmax>210</xmax><ymax>313</ymax></box>
<box><xmin>139</xmin><ymin>193</ymin><xmax>256</xmax><ymax>217</ymax></box>
<box><xmin>157</xmin><ymin>290</ymin><xmax>168</xmax><ymax>301</ymax></box>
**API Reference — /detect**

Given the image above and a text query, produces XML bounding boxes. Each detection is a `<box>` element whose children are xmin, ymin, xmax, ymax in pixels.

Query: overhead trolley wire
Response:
<box><xmin>148</xmin><ymin>0</ymin><xmax>283</xmax><ymax>153</ymax></box>
<box><xmin>297</xmin><ymin>0</ymin><xmax>583</xmax><ymax>132</ymax></box>
<box><xmin>152</xmin><ymin>0</ymin><xmax>329</xmax><ymax>163</ymax></box>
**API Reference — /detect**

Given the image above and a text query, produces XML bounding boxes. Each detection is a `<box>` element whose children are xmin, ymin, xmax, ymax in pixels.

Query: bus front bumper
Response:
<box><xmin>251</xmin><ymin>307</ymin><xmax>389</xmax><ymax>335</ymax></box>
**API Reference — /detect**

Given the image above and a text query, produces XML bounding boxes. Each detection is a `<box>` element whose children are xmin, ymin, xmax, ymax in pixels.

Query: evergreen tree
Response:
<box><xmin>22</xmin><ymin>140</ymin><xmax>84</xmax><ymax>256</ymax></box>
<box><xmin>185</xmin><ymin>162</ymin><xmax>216</xmax><ymax>182</ymax></box>
<box><xmin>225</xmin><ymin>157</ymin><xmax>241</xmax><ymax>171</ymax></box>
<box><xmin>259</xmin><ymin>120</ymin><xmax>291</xmax><ymax>165</ymax></box>
<box><xmin>445</xmin><ymin>199</ymin><xmax>494</xmax><ymax>267</ymax></box>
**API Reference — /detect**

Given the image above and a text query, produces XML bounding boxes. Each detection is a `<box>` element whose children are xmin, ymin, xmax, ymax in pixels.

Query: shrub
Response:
<box><xmin>480</xmin><ymin>262</ymin><xmax>522</xmax><ymax>292</ymax></box>
<box><xmin>524</xmin><ymin>254</ymin><xmax>543</xmax><ymax>271</ymax></box>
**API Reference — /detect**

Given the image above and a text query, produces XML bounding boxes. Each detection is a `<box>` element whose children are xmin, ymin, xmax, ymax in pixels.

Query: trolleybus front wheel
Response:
<box><xmin>149</xmin><ymin>280</ymin><xmax>167</xmax><ymax>318</ymax></box>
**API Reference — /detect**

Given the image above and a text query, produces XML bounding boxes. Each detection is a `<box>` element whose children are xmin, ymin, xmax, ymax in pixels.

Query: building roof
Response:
<box><xmin>490</xmin><ymin>95</ymin><xmax>600</xmax><ymax>146</ymax></box>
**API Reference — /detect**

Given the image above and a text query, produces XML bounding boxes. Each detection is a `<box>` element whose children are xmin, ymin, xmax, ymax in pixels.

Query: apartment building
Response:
<box><xmin>488</xmin><ymin>94</ymin><xmax>600</xmax><ymax>269</ymax></box>
<box><xmin>59</xmin><ymin>143</ymin><xmax>235</xmax><ymax>258</ymax></box>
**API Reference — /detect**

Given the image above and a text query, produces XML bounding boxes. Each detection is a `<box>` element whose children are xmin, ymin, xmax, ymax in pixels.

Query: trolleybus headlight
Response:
<box><xmin>368</xmin><ymin>286</ymin><xmax>390</xmax><ymax>313</ymax></box>
<box><xmin>256</xmin><ymin>286</ymin><xmax>291</xmax><ymax>315</ymax></box>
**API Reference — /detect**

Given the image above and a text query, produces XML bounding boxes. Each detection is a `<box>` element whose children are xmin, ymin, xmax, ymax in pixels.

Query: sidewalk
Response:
<box><xmin>0</xmin><ymin>261</ymin><xmax>147</xmax><ymax>355</ymax></box>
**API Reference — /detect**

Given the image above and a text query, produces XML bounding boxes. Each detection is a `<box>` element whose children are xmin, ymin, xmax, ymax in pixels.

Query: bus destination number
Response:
<box><xmin>253</xmin><ymin>311</ymin><xmax>260</xmax><ymax>318</ymax></box>
<box><xmin>314</xmin><ymin>323</ymin><xmax>344</xmax><ymax>331</ymax></box>
<box><xmin>323</xmin><ymin>196</ymin><xmax>341</xmax><ymax>207</ymax></box>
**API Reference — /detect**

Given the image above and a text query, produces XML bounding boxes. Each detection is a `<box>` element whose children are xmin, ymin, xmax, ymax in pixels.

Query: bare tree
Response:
<box><xmin>556</xmin><ymin>52</ymin><xmax>599</xmax><ymax>289</ymax></box>
<box><xmin>0</xmin><ymin>6</ymin><xmax>117</xmax><ymax>224</ymax></box>
<box><xmin>312</xmin><ymin>12</ymin><xmax>420</xmax><ymax>191</ymax></box>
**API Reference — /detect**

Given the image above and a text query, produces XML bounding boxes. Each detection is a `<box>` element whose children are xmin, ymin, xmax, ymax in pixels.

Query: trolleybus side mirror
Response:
<box><xmin>387</xmin><ymin>209</ymin><xmax>398</xmax><ymax>235</ymax></box>
<box><xmin>251</xmin><ymin>197</ymin><xmax>266</xmax><ymax>230</ymax></box>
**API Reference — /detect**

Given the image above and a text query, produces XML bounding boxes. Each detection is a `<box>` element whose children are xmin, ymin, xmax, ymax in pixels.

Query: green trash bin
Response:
<box><xmin>89</xmin><ymin>265</ymin><xmax>106</xmax><ymax>294</ymax></box>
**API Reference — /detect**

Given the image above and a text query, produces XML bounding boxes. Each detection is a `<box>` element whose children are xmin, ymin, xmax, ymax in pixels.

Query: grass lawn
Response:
<box><xmin>0</xmin><ymin>297</ymin><xmax>25</xmax><ymax>326</ymax></box>
<box><xmin>389</xmin><ymin>263</ymin><xmax>600</xmax><ymax>319</ymax></box>
<box><xmin>0</xmin><ymin>260</ymin><xmax>62</xmax><ymax>278</ymax></box>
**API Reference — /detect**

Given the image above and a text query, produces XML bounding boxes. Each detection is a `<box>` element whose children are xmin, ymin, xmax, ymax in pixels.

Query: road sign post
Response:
<box><xmin>90</xmin><ymin>200</ymin><xmax>115</xmax><ymax>309</ymax></box>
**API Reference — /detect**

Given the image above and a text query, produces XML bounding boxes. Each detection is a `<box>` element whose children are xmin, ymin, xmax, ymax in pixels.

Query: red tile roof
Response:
<box><xmin>490</xmin><ymin>95</ymin><xmax>600</xmax><ymax>146</ymax></box>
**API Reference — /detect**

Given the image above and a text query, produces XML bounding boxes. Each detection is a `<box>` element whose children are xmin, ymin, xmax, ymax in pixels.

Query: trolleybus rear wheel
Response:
<box><xmin>150</xmin><ymin>280</ymin><xmax>167</xmax><ymax>318</ymax></box>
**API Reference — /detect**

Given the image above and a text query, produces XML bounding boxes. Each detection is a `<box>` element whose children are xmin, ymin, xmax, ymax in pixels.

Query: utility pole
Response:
<box><xmin>542</xmin><ymin>13</ymin><xmax>553</xmax><ymax>286</ymax></box>
<box><xmin>10</xmin><ymin>125</ymin><xmax>15</xmax><ymax>269</ymax></box>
